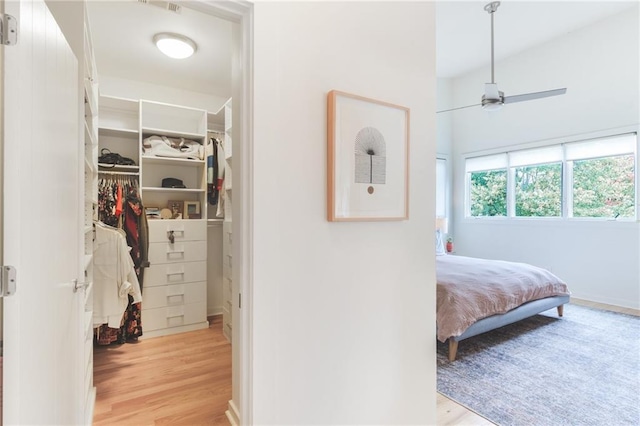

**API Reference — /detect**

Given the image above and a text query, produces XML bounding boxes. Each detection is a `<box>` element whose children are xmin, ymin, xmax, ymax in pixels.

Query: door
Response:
<box><xmin>1</xmin><ymin>0</ymin><xmax>84</xmax><ymax>424</ymax></box>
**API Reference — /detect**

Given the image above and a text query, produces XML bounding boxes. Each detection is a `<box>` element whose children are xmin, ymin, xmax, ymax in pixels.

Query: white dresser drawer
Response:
<box><xmin>143</xmin><ymin>281</ymin><xmax>206</xmax><ymax>309</ymax></box>
<box><xmin>144</xmin><ymin>261</ymin><xmax>206</xmax><ymax>288</ymax></box>
<box><xmin>143</xmin><ymin>302</ymin><xmax>206</xmax><ymax>331</ymax></box>
<box><xmin>148</xmin><ymin>241</ymin><xmax>206</xmax><ymax>265</ymax></box>
<box><xmin>148</xmin><ymin>219</ymin><xmax>206</xmax><ymax>243</ymax></box>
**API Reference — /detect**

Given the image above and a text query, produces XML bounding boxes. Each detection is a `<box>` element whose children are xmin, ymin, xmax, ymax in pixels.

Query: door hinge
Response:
<box><xmin>0</xmin><ymin>266</ymin><xmax>17</xmax><ymax>297</ymax></box>
<box><xmin>0</xmin><ymin>14</ymin><xmax>18</xmax><ymax>46</ymax></box>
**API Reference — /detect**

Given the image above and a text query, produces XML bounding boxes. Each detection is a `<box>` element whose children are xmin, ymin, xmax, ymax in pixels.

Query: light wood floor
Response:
<box><xmin>93</xmin><ymin>316</ymin><xmax>231</xmax><ymax>425</ymax></box>
<box><xmin>94</xmin><ymin>301</ymin><xmax>638</xmax><ymax>425</ymax></box>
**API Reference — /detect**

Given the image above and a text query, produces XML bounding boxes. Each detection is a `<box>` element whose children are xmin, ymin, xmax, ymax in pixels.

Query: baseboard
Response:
<box><xmin>139</xmin><ymin>321</ymin><xmax>209</xmax><ymax>339</ymax></box>
<box><xmin>208</xmin><ymin>307</ymin><xmax>223</xmax><ymax>317</ymax></box>
<box><xmin>226</xmin><ymin>399</ymin><xmax>240</xmax><ymax>426</ymax></box>
<box><xmin>570</xmin><ymin>297</ymin><xmax>640</xmax><ymax>316</ymax></box>
<box><xmin>85</xmin><ymin>386</ymin><xmax>96</xmax><ymax>425</ymax></box>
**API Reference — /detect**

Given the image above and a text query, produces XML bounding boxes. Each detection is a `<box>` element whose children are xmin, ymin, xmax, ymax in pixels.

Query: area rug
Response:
<box><xmin>437</xmin><ymin>304</ymin><xmax>640</xmax><ymax>426</ymax></box>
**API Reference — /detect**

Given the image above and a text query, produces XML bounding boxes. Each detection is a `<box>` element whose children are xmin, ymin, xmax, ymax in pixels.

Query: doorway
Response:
<box><xmin>85</xmin><ymin>0</ymin><xmax>252</xmax><ymax>423</ymax></box>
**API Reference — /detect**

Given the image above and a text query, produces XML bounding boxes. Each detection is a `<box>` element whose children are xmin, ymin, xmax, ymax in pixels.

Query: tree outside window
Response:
<box><xmin>515</xmin><ymin>163</ymin><xmax>562</xmax><ymax>217</ymax></box>
<box><xmin>469</xmin><ymin>170</ymin><xmax>507</xmax><ymax>216</ymax></box>
<box><xmin>572</xmin><ymin>155</ymin><xmax>635</xmax><ymax>218</ymax></box>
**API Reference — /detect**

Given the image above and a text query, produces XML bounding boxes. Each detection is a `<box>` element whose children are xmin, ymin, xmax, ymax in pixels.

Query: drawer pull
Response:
<box><xmin>166</xmin><ymin>314</ymin><xmax>185</xmax><ymax>319</ymax></box>
<box><xmin>166</xmin><ymin>271</ymin><xmax>185</xmax><ymax>277</ymax></box>
<box><xmin>167</xmin><ymin>250</ymin><xmax>185</xmax><ymax>258</ymax></box>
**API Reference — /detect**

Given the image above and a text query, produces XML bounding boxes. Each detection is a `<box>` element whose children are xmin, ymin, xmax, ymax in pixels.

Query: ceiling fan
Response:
<box><xmin>437</xmin><ymin>1</ymin><xmax>567</xmax><ymax>114</ymax></box>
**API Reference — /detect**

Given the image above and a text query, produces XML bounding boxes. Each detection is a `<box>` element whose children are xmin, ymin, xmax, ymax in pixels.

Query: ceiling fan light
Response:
<box><xmin>153</xmin><ymin>33</ymin><xmax>197</xmax><ymax>59</ymax></box>
<box><xmin>482</xmin><ymin>101</ymin><xmax>503</xmax><ymax>111</ymax></box>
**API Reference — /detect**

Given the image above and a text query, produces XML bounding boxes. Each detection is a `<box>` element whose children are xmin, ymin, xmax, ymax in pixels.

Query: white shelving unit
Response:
<box><xmin>82</xmin><ymin>8</ymin><xmax>98</xmax><ymax>424</ymax></box>
<box><xmin>221</xmin><ymin>99</ymin><xmax>233</xmax><ymax>341</ymax></box>
<box><xmin>97</xmin><ymin>97</ymin><xmax>213</xmax><ymax>338</ymax></box>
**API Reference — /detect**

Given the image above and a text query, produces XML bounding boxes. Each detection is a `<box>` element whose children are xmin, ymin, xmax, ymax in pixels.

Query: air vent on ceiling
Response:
<box><xmin>137</xmin><ymin>0</ymin><xmax>182</xmax><ymax>14</ymax></box>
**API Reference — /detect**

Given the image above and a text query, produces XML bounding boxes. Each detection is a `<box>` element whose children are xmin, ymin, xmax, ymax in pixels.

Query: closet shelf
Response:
<box><xmin>84</xmin><ymin>122</ymin><xmax>96</xmax><ymax>146</ymax></box>
<box><xmin>142</xmin><ymin>127</ymin><xmax>205</xmax><ymax>141</ymax></box>
<box><xmin>98</xmin><ymin>126</ymin><xmax>139</xmax><ymax>138</ymax></box>
<box><xmin>100</xmin><ymin>95</ymin><xmax>138</xmax><ymax>113</ymax></box>
<box><xmin>141</xmin><ymin>187</ymin><xmax>205</xmax><ymax>194</ymax></box>
<box><xmin>141</xmin><ymin>156</ymin><xmax>205</xmax><ymax>166</ymax></box>
<box><xmin>98</xmin><ymin>163</ymin><xmax>139</xmax><ymax>171</ymax></box>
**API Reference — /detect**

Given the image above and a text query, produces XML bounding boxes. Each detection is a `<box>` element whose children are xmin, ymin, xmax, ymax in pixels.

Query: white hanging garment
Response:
<box><xmin>93</xmin><ymin>223</ymin><xmax>143</xmax><ymax>328</ymax></box>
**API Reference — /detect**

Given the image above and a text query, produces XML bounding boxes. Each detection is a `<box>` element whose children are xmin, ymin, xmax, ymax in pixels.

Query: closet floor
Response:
<box><xmin>93</xmin><ymin>316</ymin><xmax>231</xmax><ymax>425</ymax></box>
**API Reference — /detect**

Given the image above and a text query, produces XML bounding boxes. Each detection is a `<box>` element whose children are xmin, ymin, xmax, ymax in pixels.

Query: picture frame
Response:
<box><xmin>167</xmin><ymin>200</ymin><xmax>183</xmax><ymax>219</ymax></box>
<box><xmin>327</xmin><ymin>90</ymin><xmax>410</xmax><ymax>221</ymax></box>
<box><xmin>184</xmin><ymin>200</ymin><xmax>201</xmax><ymax>219</ymax></box>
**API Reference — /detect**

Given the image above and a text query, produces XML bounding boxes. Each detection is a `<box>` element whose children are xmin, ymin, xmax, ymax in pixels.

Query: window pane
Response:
<box><xmin>514</xmin><ymin>163</ymin><xmax>562</xmax><ymax>217</ymax></box>
<box><xmin>572</xmin><ymin>155</ymin><xmax>635</xmax><ymax>218</ymax></box>
<box><xmin>469</xmin><ymin>170</ymin><xmax>507</xmax><ymax>216</ymax></box>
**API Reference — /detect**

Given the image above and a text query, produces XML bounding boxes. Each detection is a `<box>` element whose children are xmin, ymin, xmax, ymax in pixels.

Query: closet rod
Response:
<box><xmin>98</xmin><ymin>170</ymin><xmax>139</xmax><ymax>176</ymax></box>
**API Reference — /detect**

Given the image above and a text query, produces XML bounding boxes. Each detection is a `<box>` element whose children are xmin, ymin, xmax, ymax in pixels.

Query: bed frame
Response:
<box><xmin>447</xmin><ymin>295</ymin><xmax>570</xmax><ymax>361</ymax></box>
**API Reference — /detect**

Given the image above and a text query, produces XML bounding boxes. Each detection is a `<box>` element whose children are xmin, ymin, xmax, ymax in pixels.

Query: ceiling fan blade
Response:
<box><xmin>503</xmin><ymin>88</ymin><xmax>567</xmax><ymax>104</ymax></box>
<box><xmin>436</xmin><ymin>103</ymin><xmax>482</xmax><ymax>114</ymax></box>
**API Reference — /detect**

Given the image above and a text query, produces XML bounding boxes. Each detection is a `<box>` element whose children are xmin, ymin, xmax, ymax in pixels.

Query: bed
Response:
<box><xmin>436</xmin><ymin>254</ymin><xmax>571</xmax><ymax>361</ymax></box>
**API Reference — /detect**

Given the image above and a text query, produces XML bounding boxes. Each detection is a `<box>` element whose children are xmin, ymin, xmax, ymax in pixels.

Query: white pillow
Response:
<box><xmin>435</xmin><ymin>230</ymin><xmax>446</xmax><ymax>256</ymax></box>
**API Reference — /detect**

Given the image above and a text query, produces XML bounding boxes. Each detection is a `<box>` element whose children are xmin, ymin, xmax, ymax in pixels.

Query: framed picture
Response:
<box><xmin>327</xmin><ymin>90</ymin><xmax>410</xmax><ymax>221</ymax></box>
<box><xmin>184</xmin><ymin>200</ymin><xmax>201</xmax><ymax>219</ymax></box>
<box><xmin>167</xmin><ymin>200</ymin><xmax>183</xmax><ymax>219</ymax></box>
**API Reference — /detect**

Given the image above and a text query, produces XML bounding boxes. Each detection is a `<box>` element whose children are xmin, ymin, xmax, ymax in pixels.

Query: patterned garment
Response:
<box><xmin>96</xmin><ymin>176</ymin><xmax>145</xmax><ymax>345</ymax></box>
<box><xmin>95</xmin><ymin>297</ymin><xmax>142</xmax><ymax>345</ymax></box>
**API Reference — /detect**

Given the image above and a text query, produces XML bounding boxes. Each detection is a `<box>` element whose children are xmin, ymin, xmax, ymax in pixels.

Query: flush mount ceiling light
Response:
<box><xmin>153</xmin><ymin>33</ymin><xmax>197</xmax><ymax>59</ymax></box>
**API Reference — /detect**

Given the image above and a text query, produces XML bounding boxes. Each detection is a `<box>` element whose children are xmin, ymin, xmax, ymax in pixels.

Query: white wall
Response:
<box><xmin>449</xmin><ymin>7</ymin><xmax>640</xmax><ymax>308</ymax></box>
<box><xmin>252</xmin><ymin>2</ymin><xmax>436</xmax><ymax>424</ymax></box>
<box><xmin>436</xmin><ymin>78</ymin><xmax>454</xmax><ymax>155</ymax></box>
<box><xmin>98</xmin><ymin>75</ymin><xmax>229</xmax><ymax>114</ymax></box>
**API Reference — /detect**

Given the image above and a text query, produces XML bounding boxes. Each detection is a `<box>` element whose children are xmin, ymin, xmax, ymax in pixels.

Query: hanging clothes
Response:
<box><xmin>96</xmin><ymin>173</ymin><xmax>149</xmax><ymax>344</ymax></box>
<box><xmin>216</xmin><ymin>139</ymin><xmax>226</xmax><ymax>218</ymax></box>
<box><xmin>93</xmin><ymin>222</ymin><xmax>142</xmax><ymax>329</ymax></box>
<box><xmin>206</xmin><ymin>136</ymin><xmax>220</xmax><ymax>206</ymax></box>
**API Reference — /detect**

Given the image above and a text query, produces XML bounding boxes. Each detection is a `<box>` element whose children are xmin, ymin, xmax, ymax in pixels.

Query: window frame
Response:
<box><xmin>463</xmin><ymin>131</ymin><xmax>638</xmax><ymax>221</ymax></box>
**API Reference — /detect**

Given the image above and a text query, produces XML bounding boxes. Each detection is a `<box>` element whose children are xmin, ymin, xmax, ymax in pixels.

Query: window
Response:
<box><xmin>466</xmin><ymin>154</ymin><xmax>507</xmax><ymax>217</ymax></box>
<box><xmin>514</xmin><ymin>163</ymin><xmax>562</xmax><ymax>217</ymax></box>
<box><xmin>567</xmin><ymin>135</ymin><xmax>636</xmax><ymax>218</ymax></box>
<box><xmin>464</xmin><ymin>133</ymin><xmax>637</xmax><ymax>219</ymax></box>
<box><xmin>510</xmin><ymin>146</ymin><xmax>563</xmax><ymax>217</ymax></box>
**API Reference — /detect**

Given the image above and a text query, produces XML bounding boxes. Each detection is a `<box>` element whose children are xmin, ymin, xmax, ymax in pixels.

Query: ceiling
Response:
<box><xmin>436</xmin><ymin>1</ymin><xmax>637</xmax><ymax>78</ymax></box>
<box><xmin>86</xmin><ymin>1</ymin><xmax>636</xmax><ymax>98</ymax></box>
<box><xmin>87</xmin><ymin>0</ymin><xmax>233</xmax><ymax>99</ymax></box>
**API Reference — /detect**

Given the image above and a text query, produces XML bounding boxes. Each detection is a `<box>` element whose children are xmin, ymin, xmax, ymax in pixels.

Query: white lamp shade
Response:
<box><xmin>154</xmin><ymin>33</ymin><xmax>197</xmax><ymax>59</ymax></box>
<box><xmin>435</xmin><ymin>217</ymin><xmax>448</xmax><ymax>234</ymax></box>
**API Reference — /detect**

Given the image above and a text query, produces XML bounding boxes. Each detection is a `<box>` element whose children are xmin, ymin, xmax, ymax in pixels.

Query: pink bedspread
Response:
<box><xmin>436</xmin><ymin>255</ymin><xmax>570</xmax><ymax>342</ymax></box>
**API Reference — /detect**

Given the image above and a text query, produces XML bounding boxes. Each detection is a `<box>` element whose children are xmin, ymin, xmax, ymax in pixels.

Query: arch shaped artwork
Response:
<box><xmin>354</xmin><ymin>127</ymin><xmax>386</xmax><ymax>184</ymax></box>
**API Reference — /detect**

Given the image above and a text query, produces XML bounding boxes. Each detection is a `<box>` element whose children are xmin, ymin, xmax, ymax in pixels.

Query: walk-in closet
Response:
<box><xmin>83</xmin><ymin>1</ymin><xmax>237</xmax><ymax>422</ymax></box>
